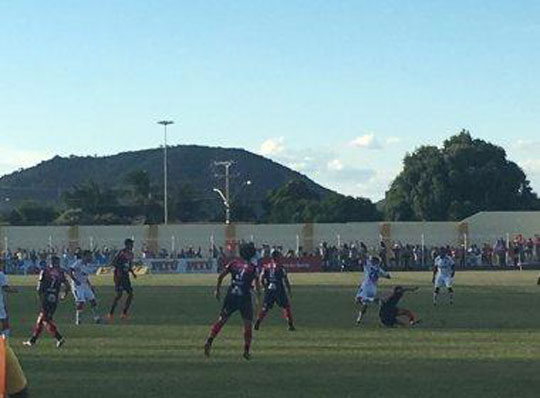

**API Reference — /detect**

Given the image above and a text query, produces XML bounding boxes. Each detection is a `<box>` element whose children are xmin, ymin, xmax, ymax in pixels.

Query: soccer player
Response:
<box><xmin>254</xmin><ymin>250</ymin><xmax>295</xmax><ymax>331</ymax></box>
<box><xmin>0</xmin><ymin>261</ymin><xmax>18</xmax><ymax>337</ymax></box>
<box><xmin>432</xmin><ymin>247</ymin><xmax>455</xmax><ymax>305</ymax></box>
<box><xmin>68</xmin><ymin>250</ymin><xmax>101</xmax><ymax>325</ymax></box>
<box><xmin>204</xmin><ymin>243</ymin><xmax>261</xmax><ymax>360</ymax></box>
<box><xmin>379</xmin><ymin>286</ymin><xmax>420</xmax><ymax>327</ymax></box>
<box><xmin>355</xmin><ymin>255</ymin><xmax>390</xmax><ymax>324</ymax></box>
<box><xmin>23</xmin><ymin>256</ymin><xmax>69</xmax><ymax>348</ymax></box>
<box><xmin>108</xmin><ymin>238</ymin><xmax>137</xmax><ymax>321</ymax></box>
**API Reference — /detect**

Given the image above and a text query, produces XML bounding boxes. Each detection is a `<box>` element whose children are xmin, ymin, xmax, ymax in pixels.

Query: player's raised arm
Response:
<box><xmin>36</xmin><ymin>269</ymin><xmax>46</xmax><ymax>298</ymax></box>
<box><xmin>402</xmin><ymin>286</ymin><xmax>419</xmax><ymax>293</ymax></box>
<box><xmin>214</xmin><ymin>265</ymin><xmax>231</xmax><ymax>301</ymax></box>
<box><xmin>60</xmin><ymin>273</ymin><xmax>70</xmax><ymax>300</ymax></box>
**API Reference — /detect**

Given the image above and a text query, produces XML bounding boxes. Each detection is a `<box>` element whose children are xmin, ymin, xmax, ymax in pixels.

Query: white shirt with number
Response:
<box><xmin>434</xmin><ymin>256</ymin><xmax>455</xmax><ymax>288</ymax></box>
<box><xmin>69</xmin><ymin>260</ymin><xmax>96</xmax><ymax>303</ymax></box>
<box><xmin>356</xmin><ymin>261</ymin><xmax>389</xmax><ymax>302</ymax></box>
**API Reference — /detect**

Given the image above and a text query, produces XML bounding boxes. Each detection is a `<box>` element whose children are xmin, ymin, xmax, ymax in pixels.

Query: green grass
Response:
<box><xmin>6</xmin><ymin>271</ymin><xmax>540</xmax><ymax>398</ymax></box>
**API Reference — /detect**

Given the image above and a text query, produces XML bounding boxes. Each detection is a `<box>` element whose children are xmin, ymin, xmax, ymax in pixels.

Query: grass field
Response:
<box><xmin>6</xmin><ymin>271</ymin><xmax>540</xmax><ymax>398</ymax></box>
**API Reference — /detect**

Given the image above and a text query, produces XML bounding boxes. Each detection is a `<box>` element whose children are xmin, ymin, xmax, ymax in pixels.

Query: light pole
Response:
<box><xmin>213</xmin><ymin>161</ymin><xmax>233</xmax><ymax>224</ymax></box>
<box><xmin>157</xmin><ymin>120</ymin><xmax>174</xmax><ymax>224</ymax></box>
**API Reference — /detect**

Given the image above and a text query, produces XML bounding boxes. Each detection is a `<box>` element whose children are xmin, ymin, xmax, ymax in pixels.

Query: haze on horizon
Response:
<box><xmin>1</xmin><ymin>1</ymin><xmax>539</xmax><ymax>201</ymax></box>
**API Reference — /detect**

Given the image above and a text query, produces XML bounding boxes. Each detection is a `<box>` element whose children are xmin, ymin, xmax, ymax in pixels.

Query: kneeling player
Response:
<box><xmin>432</xmin><ymin>248</ymin><xmax>455</xmax><ymax>305</ymax></box>
<box><xmin>23</xmin><ymin>256</ymin><xmax>69</xmax><ymax>347</ymax></box>
<box><xmin>69</xmin><ymin>250</ymin><xmax>101</xmax><ymax>324</ymax></box>
<box><xmin>379</xmin><ymin>286</ymin><xmax>420</xmax><ymax>327</ymax></box>
<box><xmin>204</xmin><ymin>243</ymin><xmax>260</xmax><ymax>360</ymax></box>
<box><xmin>254</xmin><ymin>250</ymin><xmax>295</xmax><ymax>331</ymax></box>
<box><xmin>355</xmin><ymin>256</ymin><xmax>390</xmax><ymax>324</ymax></box>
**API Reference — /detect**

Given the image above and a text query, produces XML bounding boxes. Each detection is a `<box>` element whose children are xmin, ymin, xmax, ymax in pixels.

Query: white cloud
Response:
<box><xmin>385</xmin><ymin>137</ymin><xmax>401</xmax><ymax>145</ymax></box>
<box><xmin>327</xmin><ymin>159</ymin><xmax>344</xmax><ymax>171</ymax></box>
<box><xmin>0</xmin><ymin>146</ymin><xmax>53</xmax><ymax>176</ymax></box>
<box><xmin>521</xmin><ymin>159</ymin><xmax>540</xmax><ymax>175</ymax></box>
<box><xmin>349</xmin><ymin>133</ymin><xmax>382</xmax><ymax>149</ymax></box>
<box><xmin>259</xmin><ymin>137</ymin><xmax>285</xmax><ymax>156</ymax></box>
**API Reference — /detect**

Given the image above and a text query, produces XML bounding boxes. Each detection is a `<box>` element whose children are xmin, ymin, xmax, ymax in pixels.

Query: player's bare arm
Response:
<box><xmin>214</xmin><ymin>268</ymin><xmax>229</xmax><ymax>301</ymax></box>
<box><xmin>284</xmin><ymin>274</ymin><xmax>292</xmax><ymax>297</ymax></box>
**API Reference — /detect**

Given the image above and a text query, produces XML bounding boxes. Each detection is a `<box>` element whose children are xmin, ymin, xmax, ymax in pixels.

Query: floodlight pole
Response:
<box><xmin>213</xmin><ymin>161</ymin><xmax>233</xmax><ymax>224</ymax></box>
<box><xmin>157</xmin><ymin>120</ymin><xmax>174</xmax><ymax>225</ymax></box>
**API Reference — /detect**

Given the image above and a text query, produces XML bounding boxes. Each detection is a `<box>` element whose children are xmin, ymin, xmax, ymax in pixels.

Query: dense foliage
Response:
<box><xmin>385</xmin><ymin>130</ymin><xmax>539</xmax><ymax>221</ymax></box>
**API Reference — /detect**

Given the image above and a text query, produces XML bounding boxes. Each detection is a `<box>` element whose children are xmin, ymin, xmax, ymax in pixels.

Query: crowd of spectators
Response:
<box><xmin>1</xmin><ymin>235</ymin><xmax>539</xmax><ymax>274</ymax></box>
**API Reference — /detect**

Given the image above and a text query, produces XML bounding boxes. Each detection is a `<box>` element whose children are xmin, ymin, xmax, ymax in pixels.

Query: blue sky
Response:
<box><xmin>1</xmin><ymin>1</ymin><xmax>539</xmax><ymax>200</ymax></box>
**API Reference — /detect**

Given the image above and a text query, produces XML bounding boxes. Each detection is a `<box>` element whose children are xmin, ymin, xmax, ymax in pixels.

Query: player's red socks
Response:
<box><xmin>210</xmin><ymin>319</ymin><xmax>226</xmax><ymax>338</ymax></box>
<box><xmin>402</xmin><ymin>309</ymin><xmax>416</xmax><ymax>323</ymax></box>
<box><xmin>283</xmin><ymin>307</ymin><xmax>294</xmax><ymax>325</ymax></box>
<box><xmin>243</xmin><ymin>325</ymin><xmax>252</xmax><ymax>352</ymax></box>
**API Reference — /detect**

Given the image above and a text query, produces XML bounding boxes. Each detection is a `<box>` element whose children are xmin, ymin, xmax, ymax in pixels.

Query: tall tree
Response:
<box><xmin>385</xmin><ymin>130</ymin><xmax>539</xmax><ymax>221</ymax></box>
<box><xmin>8</xmin><ymin>200</ymin><xmax>57</xmax><ymax>225</ymax></box>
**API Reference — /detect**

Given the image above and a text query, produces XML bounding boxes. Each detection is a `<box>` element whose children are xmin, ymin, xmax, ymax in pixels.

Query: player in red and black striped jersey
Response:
<box><xmin>23</xmin><ymin>256</ymin><xmax>69</xmax><ymax>348</ymax></box>
<box><xmin>379</xmin><ymin>286</ymin><xmax>420</xmax><ymax>327</ymax></box>
<box><xmin>108</xmin><ymin>238</ymin><xmax>137</xmax><ymax>321</ymax></box>
<box><xmin>204</xmin><ymin>243</ymin><xmax>261</xmax><ymax>360</ymax></box>
<box><xmin>254</xmin><ymin>250</ymin><xmax>295</xmax><ymax>331</ymax></box>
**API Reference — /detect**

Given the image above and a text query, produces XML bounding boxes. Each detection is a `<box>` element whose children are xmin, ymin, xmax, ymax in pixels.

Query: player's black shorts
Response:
<box><xmin>40</xmin><ymin>299</ymin><xmax>58</xmax><ymax>321</ymax></box>
<box><xmin>221</xmin><ymin>293</ymin><xmax>253</xmax><ymax>321</ymax></box>
<box><xmin>379</xmin><ymin>306</ymin><xmax>398</xmax><ymax>327</ymax></box>
<box><xmin>262</xmin><ymin>289</ymin><xmax>289</xmax><ymax>310</ymax></box>
<box><xmin>115</xmin><ymin>276</ymin><xmax>133</xmax><ymax>294</ymax></box>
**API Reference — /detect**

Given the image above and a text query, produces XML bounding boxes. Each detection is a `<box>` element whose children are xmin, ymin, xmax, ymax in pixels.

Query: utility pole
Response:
<box><xmin>157</xmin><ymin>120</ymin><xmax>174</xmax><ymax>224</ymax></box>
<box><xmin>213</xmin><ymin>161</ymin><xmax>234</xmax><ymax>224</ymax></box>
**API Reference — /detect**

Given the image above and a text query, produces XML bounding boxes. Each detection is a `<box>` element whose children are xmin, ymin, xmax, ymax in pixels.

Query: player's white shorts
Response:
<box><xmin>356</xmin><ymin>283</ymin><xmax>377</xmax><ymax>303</ymax></box>
<box><xmin>72</xmin><ymin>284</ymin><xmax>96</xmax><ymax>303</ymax></box>
<box><xmin>434</xmin><ymin>273</ymin><xmax>453</xmax><ymax>288</ymax></box>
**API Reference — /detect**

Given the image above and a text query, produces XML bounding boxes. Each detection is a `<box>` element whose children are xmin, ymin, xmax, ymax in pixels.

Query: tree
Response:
<box><xmin>264</xmin><ymin>180</ymin><xmax>380</xmax><ymax>223</ymax></box>
<box><xmin>8</xmin><ymin>200</ymin><xmax>57</xmax><ymax>225</ymax></box>
<box><xmin>170</xmin><ymin>184</ymin><xmax>206</xmax><ymax>223</ymax></box>
<box><xmin>385</xmin><ymin>130</ymin><xmax>540</xmax><ymax>221</ymax></box>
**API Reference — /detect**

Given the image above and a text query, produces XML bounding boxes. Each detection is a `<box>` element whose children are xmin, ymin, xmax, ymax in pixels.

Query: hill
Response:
<box><xmin>0</xmin><ymin>145</ymin><xmax>333</xmax><ymax>217</ymax></box>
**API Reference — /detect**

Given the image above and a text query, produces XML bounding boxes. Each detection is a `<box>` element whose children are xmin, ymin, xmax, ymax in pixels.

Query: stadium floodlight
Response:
<box><xmin>213</xmin><ymin>161</ymin><xmax>234</xmax><ymax>225</ymax></box>
<box><xmin>157</xmin><ymin>120</ymin><xmax>174</xmax><ymax>225</ymax></box>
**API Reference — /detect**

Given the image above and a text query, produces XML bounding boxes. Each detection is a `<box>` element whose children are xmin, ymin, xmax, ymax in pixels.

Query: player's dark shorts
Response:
<box><xmin>40</xmin><ymin>299</ymin><xmax>58</xmax><ymax>321</ymax></box>
<box><xmin>262</xmin><ymin>289</ymin><xmax>290</xmax><ymax>310</ymax></box>
<box><xmin>221</xmin><ymin>293</ymin><xmax>253</xmax><ymax>321</ymax></box>
<box><xmin>114</xmin><ymin>276</ymin><xmax>133</xmax><ymax>294</ymax></box>
<box><xmin>379</xmin><ymin>306</ymin><xmax>398</xmax><ymax>327</ymax></box>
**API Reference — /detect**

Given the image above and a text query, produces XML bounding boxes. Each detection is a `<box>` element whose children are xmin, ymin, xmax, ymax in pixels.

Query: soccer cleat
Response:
<box><xmin>75</xmin><ymin>319</ymin><xmax>81</xmax><ymax>325</ymax></box>
<box><xmin>120</xmin><ymin>313</ymin><xmax>129</xmax><ymax>321</ymax></box>
<box><xmin>56</xmin><ymin>338</ymin><xmax>66</xmax><ymax>348</ymax></box>
<box><xmin>22</xmin><ymin>340</ymin><xmax>35</xmax><ymax>347</ymax></box>
<box><xmin>410</xmin><ymin>319</ymin><xmax>422</xmax><ymax>326</ymax></box>
<box><xmin>288</xmin><ymin>324</ymin><xmax>296</xmax><ymax>331</ymax></box>
<box><xmin>254</xmin><ymin>320</ymin><xmax>261</xmax><ymax>331</ymax></box>
<box><xmin>243</xmin><ymin>351</ymin><xmax>251</xmax><ymax>361</ymax></box>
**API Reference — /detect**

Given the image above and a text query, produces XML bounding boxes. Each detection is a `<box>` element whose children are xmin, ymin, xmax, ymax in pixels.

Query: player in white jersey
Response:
<box><xmin>432</xmin><ymin>248</ymin><xmax>455</xmax><ymax>305</ymax></box>
<box><xmin>69</xmin><ymin>250</ymin><xmax>101</xmax><ymax>324</ymax></box>
<box><xmin>355</xmin><ymin>256</ymin><xmax>391</xmax><ymax>324</ymax></box>
<box><xmin>0</xmin><ymin>262</ymin><xmax>19</xmax><ymax>336</ymax></box>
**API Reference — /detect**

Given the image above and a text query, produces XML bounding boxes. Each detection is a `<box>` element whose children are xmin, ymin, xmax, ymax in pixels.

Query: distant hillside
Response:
<box><xmin>0</xmin><ymin>145</ymin><xmax>333</xmax><ymax>213</ymax></box>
